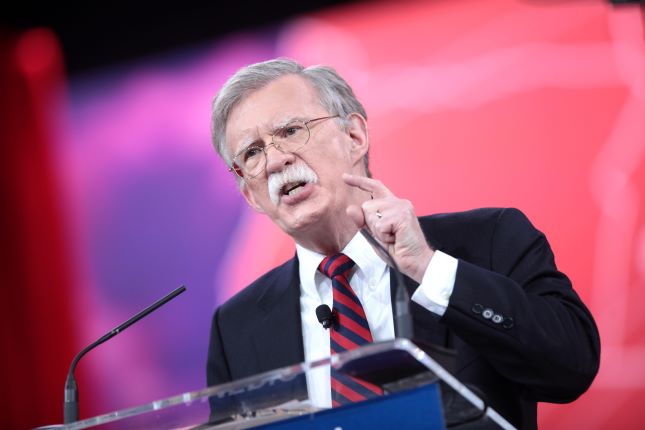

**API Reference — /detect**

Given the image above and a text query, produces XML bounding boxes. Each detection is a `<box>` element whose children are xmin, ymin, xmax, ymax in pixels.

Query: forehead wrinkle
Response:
<box><xmin>237</xmin><ymin>114</ymin><xmax>297</xmax><ymax>138</ymax></box>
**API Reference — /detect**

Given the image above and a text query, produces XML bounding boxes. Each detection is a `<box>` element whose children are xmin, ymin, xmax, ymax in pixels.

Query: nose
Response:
<box><xmin>264</xmin><ymin>143</ymin><xmax>296</xmax><ymax>175</ymax></box>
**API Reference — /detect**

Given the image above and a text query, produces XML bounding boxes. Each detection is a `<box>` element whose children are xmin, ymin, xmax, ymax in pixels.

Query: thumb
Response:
<box><xmin>346</xmin><ymin>204</ymin><xmax>365</xmax><ymax>229</ymax></box>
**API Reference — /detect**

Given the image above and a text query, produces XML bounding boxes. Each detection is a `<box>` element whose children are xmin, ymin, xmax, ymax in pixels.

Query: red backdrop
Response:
<box><xmin>0</xmin><ymin>29</ymin><xmax>80</xmax><ymax>429</ymax></box>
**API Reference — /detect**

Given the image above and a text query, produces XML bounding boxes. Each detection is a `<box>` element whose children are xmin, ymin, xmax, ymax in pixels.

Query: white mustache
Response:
<box><xmin>268</xmin><ymin>164</ymin><xmax>318</xmax><ymax>205</ymax></box>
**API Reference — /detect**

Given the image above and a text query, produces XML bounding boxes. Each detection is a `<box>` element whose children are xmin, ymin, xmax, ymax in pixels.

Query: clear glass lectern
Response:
<box><xmin>40</xmin><ymin>339</ymin><xmax>516</xmax><ymax>430</ymax></box>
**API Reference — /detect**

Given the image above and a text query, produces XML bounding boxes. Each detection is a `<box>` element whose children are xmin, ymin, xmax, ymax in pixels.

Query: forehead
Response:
<box><xmin>225</xmin><ymin>75</ymin><xmax>325</xmax><ymax>153</ymax></box>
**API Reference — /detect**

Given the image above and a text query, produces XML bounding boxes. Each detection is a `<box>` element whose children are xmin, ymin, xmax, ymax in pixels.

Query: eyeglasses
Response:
<box><xmin>229</xmin><ymin>115</ymin><xmax>340</xmax><ymax>179</ymax></box>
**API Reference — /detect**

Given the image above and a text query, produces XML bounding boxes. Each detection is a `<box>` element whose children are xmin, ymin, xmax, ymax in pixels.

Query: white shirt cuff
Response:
<box><xmin>411</xmin><ymin>250</ymin><xmax>458</xmax><ymax>317</ymax></box>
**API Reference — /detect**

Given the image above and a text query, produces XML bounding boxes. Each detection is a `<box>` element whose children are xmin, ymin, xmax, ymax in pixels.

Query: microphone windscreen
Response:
<box><xmin>316</xmin><ymin>304</ymin><xmax>333</xmax><ymax>324</ymax></box>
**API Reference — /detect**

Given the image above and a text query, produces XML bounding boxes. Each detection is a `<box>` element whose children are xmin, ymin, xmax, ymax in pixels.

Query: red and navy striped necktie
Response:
<box><xmin>318</xmin><ymin>253</ymin><xmax>383</xmax><ymax>407</ymax></box>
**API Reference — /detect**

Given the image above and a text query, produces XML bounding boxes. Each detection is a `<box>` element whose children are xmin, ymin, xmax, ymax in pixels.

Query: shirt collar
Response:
<box><xmin>296</xmin><ymin>242</ymin><xmax>326</xmax><ymax>300</ymax></box>
<box><xmin>344</xmin><ymin>231</ymin><xmax>387</xmax><ymax>285</ymax></box>
<box><xmin>296</xmin><ymin>231</ymin><xmax>387</xmax><ymax>298</ymax></box>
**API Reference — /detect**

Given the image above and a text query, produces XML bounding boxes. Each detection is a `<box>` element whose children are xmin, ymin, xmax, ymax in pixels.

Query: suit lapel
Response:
<box><xmin>251</xmin><ymin>256</ymin><xmax>305</xmax><ymax>373</ymax></box>
<box><xmin>246</xmin><ymin>216</ymin><xmax>449</xmax><ymax>374</ymax></box>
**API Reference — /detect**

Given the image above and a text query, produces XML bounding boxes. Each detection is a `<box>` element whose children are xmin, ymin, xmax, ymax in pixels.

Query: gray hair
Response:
<box><xmin>210</xmin><ymin>58</ymin><xmax>370</xmax><ymax>177</ymax></box>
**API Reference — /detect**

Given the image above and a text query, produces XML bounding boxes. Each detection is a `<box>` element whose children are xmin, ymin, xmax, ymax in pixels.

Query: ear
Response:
<box><xmin>241</xmin><ymin>183</ymin><xmax>266</xmax><ymax>214</ymax></box>
<box><xmin>344</xmin><ymin>112</ymin><xmax>370</xmax><ymax>166</ymax></box>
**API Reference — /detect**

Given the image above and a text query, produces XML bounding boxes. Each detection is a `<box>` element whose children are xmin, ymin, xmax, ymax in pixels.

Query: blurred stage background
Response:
<box><xmin>2</xmin><ymin>0</ymin><xmax>644</xmax><ymax>428</ymax></box>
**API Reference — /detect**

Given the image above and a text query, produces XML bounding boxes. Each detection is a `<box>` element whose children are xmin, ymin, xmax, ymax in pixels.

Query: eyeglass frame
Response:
<box><xmin>228</xmin><ymin>115</ymin><xmax>340</xmax><ymax>179</ymax></box>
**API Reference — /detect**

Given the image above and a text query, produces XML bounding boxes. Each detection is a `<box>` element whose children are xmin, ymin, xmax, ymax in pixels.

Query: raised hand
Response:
<box><xmin>344</xmin><ymin>173</ymin><xmax>434</xmax><ymax>283</ymax></box>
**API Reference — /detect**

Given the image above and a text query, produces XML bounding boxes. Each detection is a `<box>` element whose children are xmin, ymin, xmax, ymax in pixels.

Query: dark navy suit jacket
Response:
<box><xmin>207</xmin><ymin>208</ymin><xmax>600</xmax><ymax>429</ymax></box>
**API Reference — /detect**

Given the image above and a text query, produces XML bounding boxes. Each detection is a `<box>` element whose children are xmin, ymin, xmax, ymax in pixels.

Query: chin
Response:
<box><xmin>276</xmin><ymin>203</ymin><xmax>328</xmax><ymax>236</ymax></box>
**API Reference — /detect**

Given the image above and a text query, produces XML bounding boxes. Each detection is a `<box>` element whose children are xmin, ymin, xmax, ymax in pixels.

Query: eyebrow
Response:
<box><xmin>233</xmin><ymin>116</ymin><xmax>308</xmax><ymax>156</ymax></box>
<box><xmin>268</xmin><ymin>115</ymin><xmax>306</xmax><ymax>134</ymax></box>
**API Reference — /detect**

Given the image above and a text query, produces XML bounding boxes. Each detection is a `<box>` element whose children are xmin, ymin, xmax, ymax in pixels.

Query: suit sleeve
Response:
<box><xmin>441</xmin><ymin>208</ymin><xmax>600</xmax><ymax>403</ymax></box>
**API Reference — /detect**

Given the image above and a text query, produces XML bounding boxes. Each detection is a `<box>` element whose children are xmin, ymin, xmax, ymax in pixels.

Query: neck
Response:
<box><xmin>283</xmin><ymin>165</ymin><xmax>372</xmax><ymax>254</ymax></box>
<box><xmin>292</xmin><ymin>189</ymin><xmax>371</xmax><ymax>255</ymax></box>
<box><xmin>293</xmin><ymin>216</ymin><xmax>359</xmax><ymax>255</ymax></box>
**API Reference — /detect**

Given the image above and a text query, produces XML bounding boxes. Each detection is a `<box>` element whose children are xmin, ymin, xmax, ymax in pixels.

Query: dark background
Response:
<box><xmin>1</xmin><ymin>1</ymin><xmax>363</xmax><ymax>75</ymax></box>
<box><xmin>2</xmin><ymin>1</ymin><xmax>640</xmax><ymax>75</ymax></box>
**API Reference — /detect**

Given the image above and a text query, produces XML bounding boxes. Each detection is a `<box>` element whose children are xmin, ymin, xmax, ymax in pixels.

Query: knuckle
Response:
<box><xmin>361</xmin><ymin>201</ymin><xmax>372</xmax><ymax>212</ymax></box>
<box><xmin>402</xmin><ymin>199</ymin><xmax>415</xmax><ymax>214</ymax></box>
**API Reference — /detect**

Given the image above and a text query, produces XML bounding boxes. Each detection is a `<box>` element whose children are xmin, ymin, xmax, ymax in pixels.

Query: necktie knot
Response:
<box><xmin>318</xmin><ymin>253</ymin><xmax>355</xmax><ymax>280</ymax></box>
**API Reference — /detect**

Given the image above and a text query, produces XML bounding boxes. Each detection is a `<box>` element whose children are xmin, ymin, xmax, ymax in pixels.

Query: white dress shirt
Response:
<box><xmin>297</xmin><ymin>231</ymin><xmax>458</xmax><ymax>408</ymax></box>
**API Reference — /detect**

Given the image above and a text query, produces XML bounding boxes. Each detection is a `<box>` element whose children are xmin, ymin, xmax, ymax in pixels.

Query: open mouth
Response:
<box><xmin>267</xmin><ymin>164</ymin><xmax>319</xmax><ymax>205</ymax></box>
<box><xmin>281</xmin><ymin>181</ymin><xmax>307</xmax><ymax>197</ymax></box>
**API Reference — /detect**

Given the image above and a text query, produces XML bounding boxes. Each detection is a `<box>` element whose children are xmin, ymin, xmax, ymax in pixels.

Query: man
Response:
<box><xmin>206</xmin><ymin>58</ymin><xmax>600</xmax><ymax>429</ymax></box>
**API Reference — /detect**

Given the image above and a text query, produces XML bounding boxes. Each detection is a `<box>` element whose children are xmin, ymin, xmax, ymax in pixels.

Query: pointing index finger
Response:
<box><xmin>342</xmin><ymin>173</ymin><xmax>392</xmax><ymax>198</ymax></box>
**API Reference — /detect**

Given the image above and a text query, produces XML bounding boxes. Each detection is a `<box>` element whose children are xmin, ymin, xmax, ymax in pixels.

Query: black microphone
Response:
<box><xmin>359</xmin><ymin>228</ymin><xmax>414</xmax><ymax>339</ymax></box>
<box><xmin>316</xmin><ymin>304</ymin><xmax>335</xmax><ymax>329</ymax></box>
<box><xmin>63</xmin><ymin>285</ymin><xmax>187</xmax><ymax>423</ymax></box>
